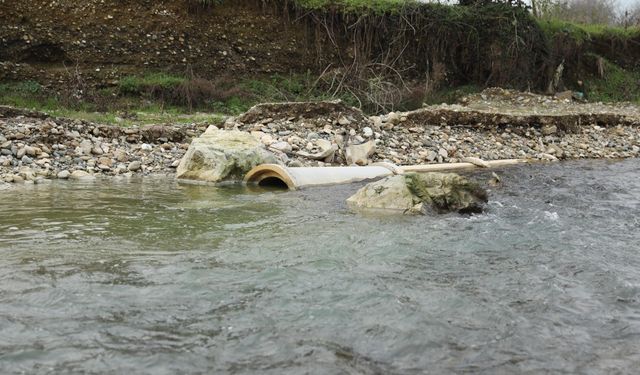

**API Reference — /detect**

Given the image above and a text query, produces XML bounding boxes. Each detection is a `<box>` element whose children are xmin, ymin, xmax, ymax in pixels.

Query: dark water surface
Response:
<box><xmin>1</xmin><ymin>160</ymin><xmax>639</xmax><ymax>374</ymax></box>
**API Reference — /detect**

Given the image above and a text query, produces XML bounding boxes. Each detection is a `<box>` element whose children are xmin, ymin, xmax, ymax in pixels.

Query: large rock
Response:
<box><xmin>347</xmin><ymin>172</ymin><xmax>488</xmax><ymax>215</ymax></box>
<box><xmin>346</xmin><ymin>175</ymin><xmax>423</xmax><ymax>214</ymax></box>
<box><xmin>176</xmin><ymin>128</ymin><xmax>278</xmax><ymax>183</ymax></box>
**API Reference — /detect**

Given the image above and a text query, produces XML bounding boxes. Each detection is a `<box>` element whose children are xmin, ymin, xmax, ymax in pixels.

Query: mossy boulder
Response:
<box><xmin>347</xmin><ymin>172</ymin><xmax>488</xmax><ymax>215</ymax></box>
<box><xmin>176</xmin><ymin>127</ymin><xmax>278</xmax><ymax>183</ymax></box>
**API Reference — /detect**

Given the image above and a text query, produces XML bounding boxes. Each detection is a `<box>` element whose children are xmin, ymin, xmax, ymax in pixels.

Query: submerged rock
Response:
<box><xmin>70</xmin><ymin>170</ymin><xmax>95</xmax><ymax>180</ymax></box>
<box><xmin>347</xmin><ymin>172</ymin><xmax>488</xmax><ymax>215</ymax></box>
<box><xmin>176</xmin><ymin>128</ymin><xmax>278</xmax><ymax>183</ymax></box>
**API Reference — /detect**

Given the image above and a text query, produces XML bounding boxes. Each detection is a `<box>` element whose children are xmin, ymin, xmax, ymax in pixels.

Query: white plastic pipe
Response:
<box><xmin>244</xmin><ymin>159</ymin><xmax>529</xmax><ymax>190</ymax></box>
<box><xmin>244</xmin><ymin>164</ymin><xmax>395</xmax><ymax>190</ymax></box>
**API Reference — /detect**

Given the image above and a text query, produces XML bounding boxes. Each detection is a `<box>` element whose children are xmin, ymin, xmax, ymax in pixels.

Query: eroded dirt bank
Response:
<box><xmin>1</xmin><ymin>89</ymin><xmax>639</xmax><ymax>186</ymax></box>
<box><xmin>0</xmin><ymin>0</ymin><xmax>313</xmax><ymax>85</ymax></box>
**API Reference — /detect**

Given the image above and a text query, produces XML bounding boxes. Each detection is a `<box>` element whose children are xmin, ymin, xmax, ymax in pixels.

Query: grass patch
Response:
<box><xmin>291</xmin><ymin>0</ymin><xmax>417</xmax><ymax>14</ymax></box>
<box><xmin>188</xmin><ymin>0</ymin><xmax>418</xmax><ymax>14</ymax></box>
<box><xmin>0</xmin><ymin>80</ymin><xmax>224</xmax><ymax>126</ymax></box>
<box><xmin>119</xmin><ymin>73</ymin><xmax>186</xmax><ymax>96</ymax></box>
<box><xmin>0</xmin><ymin>72</ymin><xmax>486</xmax><ymax>126</ymax></box>
<box><xmin>585</xmin><ymin>59</ymin><xmax>640</xmax><ymax>103</ymax></box>
<box><xmin>539</xmin><ymin>19</ymin><xmax>640</xmax><ymax>44</ymax></box>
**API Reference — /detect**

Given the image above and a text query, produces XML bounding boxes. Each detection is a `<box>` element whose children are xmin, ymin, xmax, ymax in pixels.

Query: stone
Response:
<box><xmin>316</xmin><ymin>139</ymin><xmax>332</xmax><ymax>151</ymax></box>
<box><xmin>404</xmin><ymin>173</ymin><xmax>488</xmax><ymax>213</ymax></box>
<box><xmin>114</xmin><ymin>150</ymin><xmax>128</xmax><ymax>163</ymax></box>
<box><xmin>386</xmin><ymin>112</ymin><xmax>401</xmax><ymax>124</ymax></box>
<box><xmin>140</xmin><ymin>144</ymin><xmax>153</xmax><ymax>152</ymax></box>
<box><xmin>98</xmin><ymin>157</ymin><xmax>113</xmax><ymax>167</ymax></box>
<box><xmin>57</xmin><ymin>170</ymin><xmax>71</xmax><ymax>179</ymax></box>
<box><xmin>296</xmin><ymin>144</ymin><xmax>338</xmax><ymax>161</ymax></box>
<box><xmin>79</xmin><ymin>139</ymin><xmax>93</xmax><ymax>155</ymax></box>
<box><xmin>21</xmin><ymin>156</ymin><xmax>33</xmax><ymax>164</ymax></box>
<box><xmin>346</xmin><ymin>141</ymin><xmax>375</xmax><ymax>166</ymax></box>
<box><xmin>541</xmin><ymin>124</ymin><xmax>557</xmax><ymax>136</ymax></box>
<box><xmin>347</xmin><ymin>173</ymin><xmax>488</xmax><ymax>215</ymax></box>
<box><xmin>347</xmin><ymin>175</ymin><xmax>423</xmax><ymax>214</ymax></box>
<box><xmin>127</xmin><ymin>161</ymin><xmax>142</xmax><ymax>171</ymax></box>
<box><xmin>260</xmin><ymin>134</ymin><xmax>274</xmax><ymax>146</ymax></box>
<box><xmin>363</xmin><ymin>127</ymin><xmax>374</xmax><ymax>137</ymax></box>
<box><xmin>270</xmin><ymin>141</ymin><xmax>292</xmax><ymax>153</ymax></box>
<box><xmin>70</xmin><ymin>170</ymin><xmax>95</xmax><ymax>180</ymax></box>
<box><xmin>540</xmin><ymin>153</ymin><xmax>558</xmax><ymax>161</ymax></box>
<box><xmin>18</xmin><ymin>167</ymin><xmax>36</xmax><ymax>181</ymax></box>
<box><xmin>176</xmin><ymin>129</ymin><xmax>278</xmax><ymax>183</ymax></box>
<box><xmin>338</xmin><ymin>116</ymin><xmax>351</xmax><ymax>126</ymax></box>
<box><xmin>546</xmin><ymin>144</ymin><xmax>564</xmax><ymax>158</ymax></box>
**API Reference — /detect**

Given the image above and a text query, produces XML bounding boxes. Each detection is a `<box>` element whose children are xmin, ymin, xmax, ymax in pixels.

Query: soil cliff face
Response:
<box><xmin>0</xmin><ymin>0</ymin><xmax>637</xmax><ymax>96</ymax></box>
<box><xmin>0</xmin><ymin>0</ymin><xmax>315</xmax><ymax>84</ymax></box>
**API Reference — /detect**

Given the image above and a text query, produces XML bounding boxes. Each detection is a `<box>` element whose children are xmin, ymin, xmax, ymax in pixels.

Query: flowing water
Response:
<box><xmin>1</xmin><ymin>160</ymin><xmax>639</xmax><ymax>374</ymax></box>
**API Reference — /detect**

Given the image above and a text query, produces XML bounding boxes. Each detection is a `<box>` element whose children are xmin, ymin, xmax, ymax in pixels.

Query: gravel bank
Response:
<box><xmin>2</xmin><ymin>90</ymin><xmax>639</xmax><ymax>185</ymax></box>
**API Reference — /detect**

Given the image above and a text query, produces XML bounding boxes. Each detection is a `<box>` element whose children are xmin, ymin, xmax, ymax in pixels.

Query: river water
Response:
<box><xmin>1</xmin><ymin>159</ymin><xmax>639</xmax><ymax>374</ymax></box>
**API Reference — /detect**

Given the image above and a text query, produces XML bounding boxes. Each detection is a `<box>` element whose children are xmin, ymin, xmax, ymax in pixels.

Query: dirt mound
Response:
<box><xmin>236</xmin><ymin>100</ymin><xmax>368</xmax><ymax>125</ymax></box>
<box><xmin>401</xmin><ymin>88</ymin><xmax>640</xmax><ymax>133</ymax></box>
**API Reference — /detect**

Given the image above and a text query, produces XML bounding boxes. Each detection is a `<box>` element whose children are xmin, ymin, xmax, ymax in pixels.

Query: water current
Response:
<box><xmin>1</xmin><ymin>159</ymin><xmax>639</xmax><ymax>374</ymax></box>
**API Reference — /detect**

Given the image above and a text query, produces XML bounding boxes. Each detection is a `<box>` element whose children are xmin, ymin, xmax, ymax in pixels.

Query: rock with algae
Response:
<box><xmin>347</xmin><ymin>172</ymin><xmax>488</xmax><ymax>215</ymax></box>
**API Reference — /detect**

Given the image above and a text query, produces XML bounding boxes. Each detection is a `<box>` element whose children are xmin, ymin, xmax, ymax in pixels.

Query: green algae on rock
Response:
<box><xmin>347</xmin><ymin>172</ymin><xmax>488</xmax><ymax>215</ymax></box>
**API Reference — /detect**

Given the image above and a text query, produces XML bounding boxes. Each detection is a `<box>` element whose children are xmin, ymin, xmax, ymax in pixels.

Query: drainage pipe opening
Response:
<box><xmin>258</xmin><ymin>176</ymin><xmax>289</xmax><ymax>190</ymax></box>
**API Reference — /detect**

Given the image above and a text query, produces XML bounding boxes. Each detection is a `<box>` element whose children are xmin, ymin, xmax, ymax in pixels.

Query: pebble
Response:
<box><xmin>0</xmin><ymin>113</ymin><xmax>203</xmax><ymax>184</ymax></box>
<box><xmin>127</xmin><ymin>161</ymin><xmax>142</xmax><ymax>171</ymax></box>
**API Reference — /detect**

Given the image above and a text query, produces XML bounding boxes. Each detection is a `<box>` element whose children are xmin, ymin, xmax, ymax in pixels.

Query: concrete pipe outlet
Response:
<box><xmin>244</xmin><ymin>159</ymin><xmax>529</xmax><ymax>190</ymax></box>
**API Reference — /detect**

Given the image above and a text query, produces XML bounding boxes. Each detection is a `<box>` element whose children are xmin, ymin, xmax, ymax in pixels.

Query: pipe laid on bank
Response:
<box><xmin>244</xmin><ymin>159</ymin><xmax>529</xmax><ymax>190</ymax></box>
<box><xmin>244</xmin><ymin>164</ymin><xmax>396</xmax><ymax>190</ymax></box>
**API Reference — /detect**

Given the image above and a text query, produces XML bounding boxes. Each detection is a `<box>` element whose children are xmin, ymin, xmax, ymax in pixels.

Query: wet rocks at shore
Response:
<box><xmin>1</xmin><ymin>88</ymin><xmax>640</xmax><ymax>185</ymax></box>
<box><xmin>0</xmin><ymin>108</ymin><xmax>205</xmax><ymax>184</ymax></box>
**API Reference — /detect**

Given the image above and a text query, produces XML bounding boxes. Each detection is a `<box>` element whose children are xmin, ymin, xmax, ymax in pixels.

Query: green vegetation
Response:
<box><xmin>119</xmin><ymin>73</ymin><xmax>186</xmax><ymax>96</ymax></box>
<box><xmin>586</xmin><ymin>58</ymin><xmax>640</xmax><ymax>103</ymax></box>
<box><xmin>0</xmin><ymin>80</ymin><xmax>223</xmax><ymax>126</ymax></box>
<box><xmin>538</xmin><ymin>19</ymin><xmax>640</xmax><ymax>43</ymax></box>
<box><xmin>290</xmin><ymin>0</ymin><xmax>417</xmax><ymax>14</ymax></box>
<box><xmin>190</xmin><ymin>0</ymin><xmax>418</xmax><ymax>14</ymax></box>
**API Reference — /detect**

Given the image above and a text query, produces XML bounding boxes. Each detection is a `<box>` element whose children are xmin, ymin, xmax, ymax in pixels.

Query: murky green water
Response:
<box><xmin>1</xmin><ymin>160</ymin><xmax>640</xmax><ymax>374</ymax></box>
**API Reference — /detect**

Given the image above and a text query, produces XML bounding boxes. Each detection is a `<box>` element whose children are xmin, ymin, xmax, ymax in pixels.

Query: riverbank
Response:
<box><xmin>1</xmin><ymin>89</ymin><xmax>640</xmax><ymax>186</ymax></box>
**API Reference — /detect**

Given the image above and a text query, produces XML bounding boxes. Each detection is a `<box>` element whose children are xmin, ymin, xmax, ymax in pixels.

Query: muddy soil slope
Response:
<box><xmin>0</xmin><ymin>0</ymin><xmax>316</xmax><ymax>85</ymax></box>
